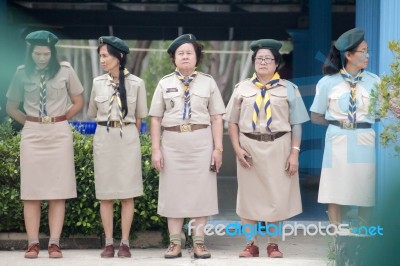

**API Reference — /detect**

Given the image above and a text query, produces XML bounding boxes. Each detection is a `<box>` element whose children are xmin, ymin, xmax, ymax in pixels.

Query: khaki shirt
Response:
<box><xmin>6</xmin><ymin>62</ymin><xmax>84</xmax><ymax>117</ymax></box>
<box><xmin>225</xmin><ymin>79</ymin><xmax>309</xmax><ymax>133</ymax></box>
<box><xmin>148</xmin><ymin>72</ymin><xmax>225</xmax><ymax>127</ymax></box>
<box><xmin>87</xmin><ymin>73</ymin><xmax>148</xmax><ymax>122</ymax></box>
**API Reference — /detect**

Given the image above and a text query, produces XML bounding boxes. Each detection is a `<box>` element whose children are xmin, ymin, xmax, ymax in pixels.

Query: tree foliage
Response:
<box><xmin>371</xmin><ymin>41</ymin><xmax>400</xmax><ymax>155</ymax></box>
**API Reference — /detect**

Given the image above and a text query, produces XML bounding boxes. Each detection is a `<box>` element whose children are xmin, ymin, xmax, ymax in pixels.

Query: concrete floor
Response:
<box><xmin>0</xmin><ymin>233</ymin><xmax>331</xmax><ymax>266</ymax></box>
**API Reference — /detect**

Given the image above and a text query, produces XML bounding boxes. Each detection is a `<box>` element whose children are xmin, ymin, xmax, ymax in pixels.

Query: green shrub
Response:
<box><xmin>0</xmin><ymin>119</ymin><xmax>23</xmax><ymax>232</ymax></box>
<box><xmin>0</xmin><ymin>118</ymin><xmax>166</xmax><ymax>239</ymax></box>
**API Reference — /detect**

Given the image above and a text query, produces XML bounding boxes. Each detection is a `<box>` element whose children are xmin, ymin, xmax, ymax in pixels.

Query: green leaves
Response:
<box><xmin>0</xmin><ymin>120</ymin><xmax>166</xmax><ymax>239</ymax></box>
<box><xmin>373</xmin><ymin>41</ymin><xmax>400</xmax><ymax>155</ymax></box>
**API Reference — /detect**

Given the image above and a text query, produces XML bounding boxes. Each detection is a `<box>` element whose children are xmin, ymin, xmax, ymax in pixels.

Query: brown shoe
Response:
<box><xmin>164</xmin><ymin>242</ymin><xmax>182</xmax><ymax>259</ymax></box>
<box><xmin>117</xmin><ymin>244</ymin><xmax>131</xmax><ymax>258</ymax></box>
<box><xmin>193</xmin><ymin>243</ymin><xmax>211</xmax><ymax>259</ymax></box>
<box><xmin>267</xmin><ymin>243</ymin><xmax>283</xmax><ymax>258</ymax></box>
<box><xmin>48</xmin><ymin>244</ymin><xmax>63</xmax><ymax>258</ymax></box>
<box><xmin>101</xmin><ymin>245</ymin><xmax>115</xmax><ymax>258</ymax></box>
<box><xmin>239</xmin><ymin>242</ymin><xmax>259</xmax><ymax>257</ymax></box>
<box><xmin>24</xmin><ymin>243</ymin><xmax>40</xmax><ymax>259</ymax></box>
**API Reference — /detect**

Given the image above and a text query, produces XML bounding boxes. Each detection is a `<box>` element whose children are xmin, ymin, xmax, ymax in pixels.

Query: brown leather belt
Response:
<box><xmin>243</xmin><ymin>131</ymin><xmax>287</xmax><ymax>142</ymax></box>
<box><xmin>329</xmin><ymin>120</ymin><xmax>371</xmax><ymax>129</ymax></box>
<box><xmin>163</xmin><ymin>124</ymin><xmax>209</xmax><ymax>133</ymax></box>
<box><xmin>97</xmin><ymin>121</ymin><xmax>132</xmax><ymax>127</ymax></box>
<box><xmin>26</xmin><ymin>115</ymin><xmax>67</xmax><ymax>124</ymax></box>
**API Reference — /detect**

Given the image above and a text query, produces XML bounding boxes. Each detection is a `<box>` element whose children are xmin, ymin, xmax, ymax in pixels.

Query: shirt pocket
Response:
<box><xmin>47</xmin><ymin>80</ymin><xmax>67</xmax><ymax>101</ymax></box>
<box><xmin>191</xmin><ymin>89</ymin><xmax>210</xmax><ymax>111</ymax></box>
<box><xmin>329</xmin><ymin>91</ymin><xmax>349</xmax><ymax>114</ymax></box>
<box><xmin>23</xmin><ymin>82</ymin><xmax>38</xmax><ymax>103</ymax></box>
<box><xmin>269</xmin><ymin>89</ymin><xmax>288</xmax><ymax>107</ymax></box>
<box><xmin>127</xmin><ymin>95</ymin><xmax>137</xmax><ymax>116</ymax></box>
<box><xmin>240</xmin><ymin>91</ymin><xmax>257</xmax><ymax>108</ymax></box>
<box><xmin>163</xmin><ymin>91</ymin><xmax>181</xmax><ymax>112</ymax></box>
<box><xmin>95</xmin><ymin>95</ymin><xmax>109</xmax><ymax>115</ymax></box>
<box><xmin>358</xmin><ymin>89</ymin><xmax>371</xmax><ymax>113</ymax></box>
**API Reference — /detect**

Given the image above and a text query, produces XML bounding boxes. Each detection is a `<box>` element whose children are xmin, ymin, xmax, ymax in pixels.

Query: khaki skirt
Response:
<box><xmin>93</xmin><ymin>124</ymin><xmax>143</xmax><ymax>200</ymax></box>
<box><xmin>158</xmin><ymin>127</ymin><xmax>218</xmax><ymax>218</ymax></box>
<box><xmin>20</xmin><ymin>121</ymin><xmax>76</xmax><ymax>200</ymax></box>
<box><xmin>236</xmin><ymin>132</ymin><xmax>302</xmax><ymax>222</ymax></box>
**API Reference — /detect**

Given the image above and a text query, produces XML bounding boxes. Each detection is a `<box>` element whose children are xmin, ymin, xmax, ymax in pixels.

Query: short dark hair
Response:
<box><xmin>170</xmin><ymin>42</ymin><xmax>204</xmax><ymax>67</ymax></box>
<box><xmin>24</xmin><ymin>45</ymin><xmax>60</xmax><ymax>79</ymax></box>
<box><xmin>251</xmin><ymin>47</ymin><xmax>282</xmax><ymax>69</ymax></box>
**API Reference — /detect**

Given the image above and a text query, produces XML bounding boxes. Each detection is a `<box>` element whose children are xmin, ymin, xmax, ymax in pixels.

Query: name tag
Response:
<box><xmin>166</xmin><ymin>87</ymin><xmax>178</xmax><ymax>93</ymax></box>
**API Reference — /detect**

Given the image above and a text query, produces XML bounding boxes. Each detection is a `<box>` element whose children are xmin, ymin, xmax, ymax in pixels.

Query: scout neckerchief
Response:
<box><xmin>340</xmin><ymin>68</ymin><xmax>364</xmax><ymax>123</ymax></box>
<box><xmin>175</xmin><ymin>68</ymin><xmax>198</xmax><ymax>120</ymax></box>
<box><xmin>107</xmin><ymin>68</ymin><xmax>129</xmax><ymax>138</ymax></box>
<box><xmin>38</xmin><ymin>69</ymin><xmax>47</xmax><ymax>117</ymax></box>
<box><xmin>251</xmin><ymin>72</ymin><xmax>280</xmax><ymax>131</ymax></box>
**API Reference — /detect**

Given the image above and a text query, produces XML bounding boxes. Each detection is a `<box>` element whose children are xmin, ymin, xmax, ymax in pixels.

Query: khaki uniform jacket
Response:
<box><xmin>149</xmin><ymin>72</ymin><xmax>225</xmax><ymax>124</ymax></box>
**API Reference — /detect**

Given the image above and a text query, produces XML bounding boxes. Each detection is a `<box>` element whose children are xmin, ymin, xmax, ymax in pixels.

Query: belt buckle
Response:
<box><xmin>341</xmin><ymin>121</ymin><xmax>355</xmax><ymax>129</ymax></box>
<box><xmin>180</xmin><ymin>124</ymin><xmax>192</xmax><ymax>132</ymax></box>
<box><xmin>41</xmin><ymin>116</ymin><xmax>53</xmax><ymax>124</ymax></box>
<box><xmin>260</xmin><ymin>134</ymin><xmax>271</xmax><ymax>142</ymax></box>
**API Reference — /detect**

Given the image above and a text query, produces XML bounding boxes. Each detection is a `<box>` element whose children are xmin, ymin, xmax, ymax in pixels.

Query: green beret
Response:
<box><xmin>98</xmin><ymin>36</ymin><xmax>130</xmax><ymax>54</ymax></box>
<box><xmin>334</xmin><ymin>28</ymin><xmax>365</xmax><ymax>52</ymax></box>
<box><xmin>250</xmin><ymin>39</ymin><xmax>282</xmax><ymax>52</ymax></box>
<box><xmin>167</xmin><ymin>34</ymin><xmax>197</xmax><ymax>55</ymax></box>
<box><xmin>25</xmin><ymin>30</ymin><xmax>58</xmax><ymax>46</ymax></box>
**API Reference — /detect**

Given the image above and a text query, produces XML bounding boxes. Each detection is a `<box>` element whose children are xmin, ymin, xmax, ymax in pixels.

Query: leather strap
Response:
<box><xmin>329</xmin><ymin>120</ymin><xmax>371</xmax><ymax>129</ymax></box>
<box><xmin>243</xmin><ymin>131</ymin><xmax>287</xmax><ymax>142</ymax></box>
<box><xmin>97</xmin><ymin>121</ymin><xmax>132</xmax><ymax>128</ymax></box>
<box><xmin>163</xmin><ymin>124</ymin><xmax>209</xmax><ymax>133</ymax></box>
<box><xmin>26</xmin><ymin>115</ymin><xmax>67</xmax><ymax>123</ymax></box>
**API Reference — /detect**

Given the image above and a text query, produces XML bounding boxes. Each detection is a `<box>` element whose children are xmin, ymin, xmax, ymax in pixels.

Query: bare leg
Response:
<box><xmin>24</xmin><ymin>200</ymin><xmax>41</xmax><ymax>240</ymax></box>
<box><xmin>328</xmin><ymin>203</ymin><xmax>342</xmax><ymax>225</ymax></box>
<box><xmin>190</xmin><ymin>216</ymin><xmax>208</xmax><ymax>236</ymax></box>
<box><xmin>48</xmin><ymin>199</ymin><xmax>65</xmax><ymax>239</ymax></box>
<box><xmin>120</xmin><ymin>198</ymin><xmax>134</xmax><ymax>241</ymax></box>
<box><xmin>167</xmin><ymin>217</ymin><xmax>185</xmax><ymax>235</ymax></box>
<box><xmin>241</xmin><ymin>218</ymin><xmax>257</xmax><ymax>243</ymax></box>
<box><xmin>100</xmin><ymin>200</ymin><xmax>114</xmax><ymax>239</ymax></box>
<box><xmin>267</xmin><ymin>221</ymin><xmax>281</xmax><ymax>243</ymax></box>
<box><xmin>359</xmin><ymin>207</ymin><xmax>373</xmax><ymax>225</ymax></box>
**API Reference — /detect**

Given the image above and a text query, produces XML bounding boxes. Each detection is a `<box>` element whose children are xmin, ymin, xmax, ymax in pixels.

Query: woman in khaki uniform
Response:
<box><xmin>87</xmin><ymin>36</ymin><xmax>148</xmax><ymax>258</ymax></box>
<box><xmin>6</xmin><ymin>30</ymin><xmax>84</xmax><ymax>259</ymax></box>
<box><xmin>225</xmin><ymin>39</ymin><xmax>309</xmax><ymax>258</ymax></box>
<box><xmin>149</xmin><ymin>34</ymin><xmax>225</xmax><ymax>259</ymax></box>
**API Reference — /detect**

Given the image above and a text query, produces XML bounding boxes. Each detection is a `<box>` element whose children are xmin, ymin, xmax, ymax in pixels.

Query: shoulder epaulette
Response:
<box><xmin>282</xmin><ymin>79</ymin><xmax>298</xmax><ymax>89</ymax></box>
<box><xmin>364</xmin><ymin>71</ymin><xmax>380</xmax><ymax>80</ymax></box>
<box><xmin>234</xmin><ymin>78</ymin><xmax>250</xmax><ymax>88</ymax></box>
<box><xmin>198</xmin><ymin>72</ymin><xmax>212</xmax><ymax>78</ymax></box>
<box><xmin>93</xmin><ymin>73</ymin><xmax>108</xmax><ymax>81</ymax></box>
<box><xmin>59</xmin><ymin>61</ymin><xmax>72</xmax><ymax>68</ymax></box>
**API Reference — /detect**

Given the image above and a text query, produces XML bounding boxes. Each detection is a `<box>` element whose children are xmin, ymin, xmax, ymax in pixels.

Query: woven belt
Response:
<box><xmin>97</xmin><ymin>121</ymin><xmax>132</xmax><ymax>127</ymax></box>
<box><xmin>243</xmin><ymin>131</ymin><xmax>287</xmax><ymax>142</ymax></box>
<box><xmin>163</xmin><ymin>124</ymin><xmax>209</xmax><ymax>133</ymax></box>
<box><xmin>329</xmin><ymin>120</ymin><xmax>371</xmax><ymax>129</ymax></box>
<box><xmin>26</xmin><ymin>115</ymin><xmax>67</xmax><ymax>124</ymax></box>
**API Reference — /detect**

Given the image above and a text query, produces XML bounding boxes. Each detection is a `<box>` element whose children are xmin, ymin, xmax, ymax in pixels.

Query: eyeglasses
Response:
<box><xmin>354</xmin><ymin>50</ymin><xmax>369</xmax><ymax>55</ymax></box>
<box><xmin>255</xmin><ymin>57</ymin><xmax>275</xmax><ymax>64</ymax></box>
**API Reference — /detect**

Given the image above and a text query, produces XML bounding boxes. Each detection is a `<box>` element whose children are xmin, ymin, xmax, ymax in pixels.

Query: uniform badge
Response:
<box><xmin>166</xmin><ymin>87</ymin><xmax>178</xmax><ymax>93</ymax></box>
